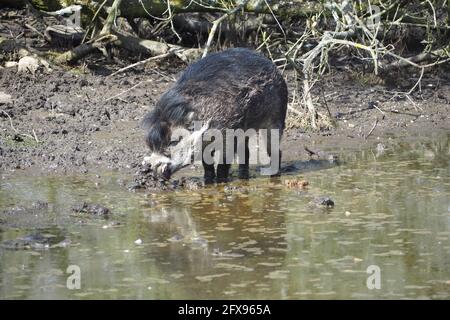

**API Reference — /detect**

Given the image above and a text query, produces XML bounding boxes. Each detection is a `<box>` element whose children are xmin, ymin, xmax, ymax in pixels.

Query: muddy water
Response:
<box><xmin>0</xmin><ymin>133</ymin><xmax>449</xmax><ymax>299</ymax></box>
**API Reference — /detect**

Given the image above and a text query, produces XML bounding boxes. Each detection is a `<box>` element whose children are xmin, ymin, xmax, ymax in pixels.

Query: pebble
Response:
<box><xmin>0</xmin><ymin>91</ymin><xmax>12</xmax><ymax>104</ymax></box>
<box><xmin>4</xmin><ymin>61</ymin><xmax>18</xmax><ymax>68</ymax></box>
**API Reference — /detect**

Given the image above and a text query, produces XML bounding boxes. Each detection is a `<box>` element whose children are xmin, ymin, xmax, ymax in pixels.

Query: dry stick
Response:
<box><xmin>24</xmin><ymin>23</ymin><xmax>46</xmax><ymax>39</ymax></box>
<box><xmin>287</xmin><ymin>104</ymin><xmax>303</xmax><ymax>115</ymax></box>
<box><xmin>104</xmin><ymin>79</ymin><xmax>151</xmax><ymax>102</ymax></box>
<box><xmin>202</xmin><ymin>3</ymin><xmax>245</xmax><ymax>58</ymax></box>
<box><xmin>304</xmin><ymin>146</ymin><xmax>318</xmax><ymax>157</ymax></box>
<box><xmin>82</xmin><ymin>0</ymin><xmax>109</xmax><ymax>44</ymax></box>
<box><xmin>297</xmin><ymin>3</ymin><xmax>368</xmax><ymax>128</ymax></box>
<box><xmin>109</xmin><ymin>51</ymin><xmax>173</xmax><ymax>77</ymax></box>
<box><xmin>406</xmin><ymin>67</ymin><xmax>425</xmax><ymax>111</ymax></box>
<box><xmin>385</xmin><ymin>48</ymin><xmax>450</xmax><ymax>69</ymax></box>
<box><xmin>104</xmin><ymin>85</ymin><xmax>139</xmax><ymax>102</ymax></box>
<box><xmin>55</xmin><ymin>34</ymin><xmax>115</xmax><ymax>64</ymax></box>
<box><xmin>1</xmin><ymin>110</ymin><xmax>39</xmax><ymax>143</ymax></box>
<box><xmin>100</xmin><ymin>0</ymin><xmax>123</xmax><ymax>35</ymax></box>
<box><xmin>55</xmin><ymin>0</ymin><xmax>121</xmax><ymax>63</ymax></box>
<box><xmin>167</xmin><ymin>0</ymin><xmax>182</xmax><ymax>42</ymax></box>
<box><xmin>32</xmin><ymin>129</ymin><xmax>39</xmax><ymax>143</ymax></box>
<box><xmin>320</xmin><ymin>90</ymin><xmax>333</xmax><ymax>118</ymax></box>
<box><xmin>373</xmin><ymin>104</ymin><xmax>386</xmax><ymax>116</ymax></box>
<box><xmin>150</xmin><ymin>68</ymin><xmax>176</xmax><ymax>81</ymax></box>
<box><xmin>263</xmin><ymin>0</ymin><xmax>286</xmax><ymax>41</ymax></box>
<box><xmin>285</xmin><ymin>55</ymin><xmax>318</xmax><ymax>128</ymax></box>
<box><xmin>54</xmin><ymin>0</ymin><xmax>121</xmax><ymax>64</ymax></box>
<box><xmin>365</xmin><ymin>118</ymin><xmax>379</xmax><ymax>140</ymax></box>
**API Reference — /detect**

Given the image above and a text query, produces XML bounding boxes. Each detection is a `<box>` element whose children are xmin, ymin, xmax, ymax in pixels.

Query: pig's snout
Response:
<box><xmin>142</xmin><ymin>154</ymin><xmax>173</xmax><ymax>180</ymax></box>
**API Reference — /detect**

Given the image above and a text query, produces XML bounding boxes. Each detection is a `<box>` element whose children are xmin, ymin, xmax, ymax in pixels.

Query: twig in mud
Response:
<box><xmin>304</xmin><ymin>146</ymin><xmax>318</xmax><ymax>157</ymax></box>
<box><xmin>104</xmin><ymin>79</ymin><xmax>151</xmax><ymax>102</ymax></box>
<box><xmin>24</xmin><ymin>23</ymin><xmax>46</xmax><ymax>40</ymax></box>
<box><xmin>320</xmin><ymin>90</ymin><xmax>333</xmax><ymax>118</ymax></box>
<box><xmin>365</xmin><ymin>118</ymin><xmax>379</xmax><ymax>140</ymax></box>
<box><xmin>149</xmin><ymin>68</ymin><xmax>176</xmax><ymax>82</ymax></box>
<box><xmin>406</xmin><ymin>67</ymin><xmax>425</xmax><ymax>96</ymax></box>
<box><xmin>1</xmin><ymin>110</ymin><xmax>39</xmax><ymax>143</ymax></box>
<box><xmin>167</xmin><ymin>0</ymin><xmax>182</xmax><ymax>42</ymax></box>
<box><xmin>109</xmin><ymin>51</ymin><xmax>173</xmax><ymax>77</ymax></box>
<box><xmin>372</xmin><ymin>104</ymin><xmax>386</xmax><ymax>116</ymax></box>
<box><xmin>287</xmin><ymin>104</ymin><xmax>303</xmax><ymax>115</ymax></box>
<box><xmin>32</xmin><ymin>129</ymin><xmax>40</xmax><ymax>143</ymax></box>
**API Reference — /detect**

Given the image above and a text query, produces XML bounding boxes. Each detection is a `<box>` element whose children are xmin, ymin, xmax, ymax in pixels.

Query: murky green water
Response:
<box><xmin>0</xmin><ymin>133</ymin><xmax>449</xmax><ymax>299</ymax></box>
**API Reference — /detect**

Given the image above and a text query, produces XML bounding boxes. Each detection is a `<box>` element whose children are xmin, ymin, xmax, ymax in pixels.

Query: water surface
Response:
<box><xmin>0</xmin><ymin>133</ymin><xmax>449</xmax><ymax>299</ymax></box>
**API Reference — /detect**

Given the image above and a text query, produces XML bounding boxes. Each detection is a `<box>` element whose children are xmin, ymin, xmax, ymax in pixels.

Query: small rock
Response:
<box><xmin>18</xmin><ymin>48</ymin><xmax>30</xmax><ymax>58</ymax></box>
<box><xmin>134</xmin><ymin>239</ymin><xmax>143</xmax><ymax>245</ymax></box>
<box><xmin>79</xmin><ymin>79</ymin><xmax>89</xmax><ymax>87</ymax></box>
<box><xmin>120</xmin><ymin>79</ymin><xmax>130</xmax><ymax>86</ymax></box>
<box><xmin>72</xmin><ymin>202</ymin><xmax>110</xmax><ymax>216</ymax></box>
<box><xmin>18</xmin><ymin>56</ymin><xmax>40</xmax><ymax>74</ymax></box>
<box><xmin>0</xmin><ymin>91</ymin><xmax>12</xmax><ymax>104</ymax></box>
<box><xmin>13</xmin><ymin>134</ymin><xmax>24</xmax><ymax>142</ymax></box>
<box><xmin>4</xmin><ymin>61</ymin><xmax>18</xmax><ymax>68</ymax></box>
<box><xmin>312</xmin><ymin>196</ymin><xmax>335</xmax><ymax>208</ymax></box>
<box><xmin>345</xmin><ymin>211</ymin><xmax>352</xmax><ymax>216</ymax></box>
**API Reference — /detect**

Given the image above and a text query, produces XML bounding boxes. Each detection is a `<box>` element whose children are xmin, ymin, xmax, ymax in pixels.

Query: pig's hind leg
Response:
<box><xmin>261</xmin><ymin>127</ymin><xmax>282</xmax><ymax>177</ymax></box>
<box><xmin>238</xmin><ymin>137</ymin><xmax>250</xmax><ymax>179</ymax></box>
<box><xmin>202</xmin><ymin>160</ymin><xmax>216</xmax><ymax>184</ymax></box>
<box><xmin>216</xmin><ymin>163</ymin><xmax>231</xmax><ymax>183</ymax></box>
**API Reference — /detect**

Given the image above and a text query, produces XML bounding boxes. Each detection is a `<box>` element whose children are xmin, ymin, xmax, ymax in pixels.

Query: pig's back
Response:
<box><xmin>172</xmin><ymin>48</ymin><xmax>287</xmax><ymax>129</ymax></box>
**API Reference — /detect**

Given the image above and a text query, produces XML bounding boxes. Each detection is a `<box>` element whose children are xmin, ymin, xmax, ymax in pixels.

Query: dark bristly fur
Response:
<box><xmin>142</xmin><ymin>91</ymin><xmax>192</xmax><ymax>152</ymax></box>
<box><xmin>143</xmin><ymin>47</ymin><xmax>288</xmax><ymax>181</ymax></box>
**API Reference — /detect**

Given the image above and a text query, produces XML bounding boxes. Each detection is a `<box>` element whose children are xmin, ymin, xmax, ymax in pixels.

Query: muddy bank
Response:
<box><xmin>1</xmin><ymin>62</ymin><xmax>449</xmax><ymax>177</ymax></box>
<box><xmin>0</xmin><ymin>9</ymin><xmax>449</xmax><ymax>178</ymax></box>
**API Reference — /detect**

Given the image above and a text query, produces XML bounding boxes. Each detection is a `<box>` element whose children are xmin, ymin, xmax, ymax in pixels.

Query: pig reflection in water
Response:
<box><xmin>143</xmin><ymin>184</ymin><xmax>287</xmax><ymax>272</ymax></box>
<box><xmin>142</xmin><ymin>48</ymin><xmax>288</xmax><ymax>182</ymax></box>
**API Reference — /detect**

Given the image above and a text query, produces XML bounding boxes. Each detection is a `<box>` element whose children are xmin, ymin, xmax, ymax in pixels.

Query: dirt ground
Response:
<box><xmin>1</xmin><ymin>9</ymin><xmax>449</xmax><ymax>178</ymax></box>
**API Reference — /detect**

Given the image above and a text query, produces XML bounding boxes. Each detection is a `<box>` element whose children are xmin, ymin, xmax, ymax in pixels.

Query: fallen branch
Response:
<box><xmin>100</xmin><ymin>0</ymin><xmax>122</xmax><ymax>35</ymax></box>
<box><xmin>54</xmin><ymin>34</ymin><xmax>115</xmax><ymax>64</ymax></box>
<box><xmin>104</xmin><ymin>79</ymin><xmax>151</xmax><ymax>101</ymax></box>
<box><xmin>109</xmin><ymin>51</ymin><xmax>173</xmax><ymax>77</ymax></box>
<box><xmin>365</xmin><ymin>118</ymin><xmax>379</xmax><ymax>140</ymax></box>
<box><xmin>384</xmin><ymin>43</ymin><xmax>450</xmax><ymax>69</ymax></box>
<box><xmin>24</xmin><ymin>23</ymin><xmax>47</xmax><ymax>40</ymax></box>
